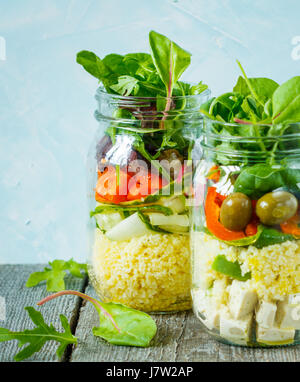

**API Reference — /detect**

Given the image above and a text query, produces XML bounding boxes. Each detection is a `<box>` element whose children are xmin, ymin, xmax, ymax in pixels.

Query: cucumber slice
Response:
<box><xmin>159</xmin><ymin>225</ymin><xmax>189</xmax><ymax>233</ymax></box>
<box><xmin>94</xmin><ymin>212</ymin><xmax>123</xmax><ymax>231</ymax></box>
<box><xmin>158</xmin><ymin>195</ymin><xmax>186</xmax><ymax>214</ymax></box>
<box><xmin>105</xmin><ymin>212</ymin><xmax>151</xmax><ymax>241</ymax></box>
<box><xmin>147</xmin><ymin>213</ymin><xmax>189</xmax><ymax>227</ymax></box>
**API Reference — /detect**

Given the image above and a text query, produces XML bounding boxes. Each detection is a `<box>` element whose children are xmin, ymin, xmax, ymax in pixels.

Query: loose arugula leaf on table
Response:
<box><xmin>26</xmin><ymin>259</ymin><xmax>87</xmax><ymax>292</ymax></box>
<box><xmin>0</xmin><ymin>307</ymin><xmax>77</xmax><ymax>361</ymax></box>
<box><xmin>38</xmin><ymin>291</ymin><xmax>157</xmax><ymax>347</ymax></box>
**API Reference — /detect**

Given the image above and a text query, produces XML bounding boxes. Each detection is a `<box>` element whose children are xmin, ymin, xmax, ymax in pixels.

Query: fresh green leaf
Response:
<box><xmin>233</xmin><ymin>75</ymin><xmax>279</xmax><ymax>103</ymax></box>
<box><xmin>189</xmin><ymin>81</ymin><xmax>208</xmax><ymax>95</ymax></box>
<box><xmin>0</xmin><ymin>307</ymin><xmax>77</xmax><ymax>361</ymax></box>
<box><xmin>92</xmin><ymin>301</ymin><xmax>157</xmax><ymax>347</ymax></box>
<box><xmin>123</xmin><ymin>53</ymin><xmax>156</xmax><ymax>78</ymax></box>
<box><xmin>272</xmin><ymin>76</ymin><xmax>300</xmax><ymax>123</ymax></box>
<box><xmin>254</xmin><ymin>226</ymin><xmax>294</xmax><ymax>249</ymax></box>
<box><xmin>233</xmin><ymin>164</ymin><xmax>300</xmax><ymax>199</ymax></box>
<box><xmin>38</xmin><ymin>291</ymin><xmax>157</xmax><ymax>347</ymax></box>
<box><xmin>149</xmin><ymin>30</ymin><xmax>191</xmax><ymax>108</ymax></box>
<box><xmin>212</xmin><ymin>255</ymin><xmax>251</xmax><ymax>281</ymax></box>
<box><xmin>26</xmin><ymin>259</ymin><xmax>87</xmax><ymax>292</ymax></box>
<box><xmin>206</xmin><ymin>225</ymin><xmax>263</xmax><ymax>247</ymax></box>
<box><xmin>76</xmin><ymin>51</ymin><xmax>117</xmax><ymax>91</ymax></box>
<box><xmin>90</xmin><ymin>204</ymin><xmax>173</xmax><ymax>217</ymax></box>
<box><xmin>110</xmin><ymin>75</ymin><xmax>139</xmax><ymax>96</ymax></box>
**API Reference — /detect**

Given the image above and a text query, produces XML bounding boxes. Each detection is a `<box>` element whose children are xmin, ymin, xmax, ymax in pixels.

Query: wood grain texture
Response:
<box><xmin>0</xmin><ymin>264</ymin><xmax>86</xmax><ymax>362</ymax></box>
<box><xmin>1</xmin><ymin>265</ymin><xmax>300</xmax><ymax>362</ymax></box>
<box><xmin>71</xmin><ymin>283</ymin><xmax>300</xmax><ymax>362</ymax></box>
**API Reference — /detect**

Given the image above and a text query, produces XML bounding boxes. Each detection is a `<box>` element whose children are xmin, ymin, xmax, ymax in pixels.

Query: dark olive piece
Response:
<box><xmin>220</xmin><ymin>192</ymin><xmax>253</xmax><ymax>231</ymax></box>
<box><xmin>256</xmin><ymin>191</ymin><xmax>298</xmax><ymax>226</ymax></box>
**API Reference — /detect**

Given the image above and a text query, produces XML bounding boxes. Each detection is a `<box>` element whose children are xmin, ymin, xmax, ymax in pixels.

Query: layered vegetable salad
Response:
<box><xmin>192</xmin><ymin>66</ymin><xmax>300</xmax><ymax>345</ymax></box>
<box><xmin>77</xmin><ymin>31</ymin><xmax>208</xmax><ymax>311</ymax></box>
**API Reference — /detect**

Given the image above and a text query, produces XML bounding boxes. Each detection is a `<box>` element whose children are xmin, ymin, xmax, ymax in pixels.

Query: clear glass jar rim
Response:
<box><xmin>202</xmin><ymin>116</ymin><xmax>300</xmax><ymax>141</ymax></box>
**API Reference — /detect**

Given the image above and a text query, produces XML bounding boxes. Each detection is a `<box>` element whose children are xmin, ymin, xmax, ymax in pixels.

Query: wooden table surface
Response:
<box><xmin>0</xmin><ymin>264</ymin><xmax>299</xmax><ymax>362</ymax></box>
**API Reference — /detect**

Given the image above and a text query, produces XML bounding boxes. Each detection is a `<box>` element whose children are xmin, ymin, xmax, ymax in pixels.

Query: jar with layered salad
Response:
<box><xmin>191</xmin><ymin>117</ymin><xmax>300</xmax><ymax>346</ymax></box>
<box><xmin>87</xmin><ymin>87</ymin><xmax>209</xmax><ymax>313</ymax></box>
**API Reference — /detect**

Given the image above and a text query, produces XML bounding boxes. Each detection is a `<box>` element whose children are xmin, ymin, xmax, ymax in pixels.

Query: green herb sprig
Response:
<box><xmin>26</xmin><ymin>259</ymin><xmax>87</xmax><ymax>292</ymax></box>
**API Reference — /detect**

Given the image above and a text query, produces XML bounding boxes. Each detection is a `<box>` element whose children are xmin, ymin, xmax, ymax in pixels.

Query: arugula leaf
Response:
<box><xmin>38</xmin><ymin>291</ymin><xmax>157</xmax><ymax>347</ymax></box>
<box><xmin>149</xmin><ymin>30</ymin><xmax>191</xmax><ymax>110</ymax></box>
<box><xmin>26</xmin><ymin>259</ymin><xmax>87</xmax><ymax>292</ymax></box>
<box><xmin>0</xmin><ymin>307</ymin><xmax>77</xmax><ymax>361</ymax></box>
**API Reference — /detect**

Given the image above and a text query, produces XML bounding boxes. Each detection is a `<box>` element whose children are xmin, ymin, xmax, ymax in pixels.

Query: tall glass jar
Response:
<box><xmin>87</xmin><ymin>87</ymin><xmax>210</xmax><ymax>313</ymax></box>
<box><xmin>191</xmin><ymin>117</ymin><xmax>300</xmax><ymax>346</ymax></box>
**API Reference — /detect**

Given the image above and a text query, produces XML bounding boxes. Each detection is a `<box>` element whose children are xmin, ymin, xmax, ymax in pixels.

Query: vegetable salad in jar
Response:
<box><xmin>191</xmin><ymin>63</ymin><xmax>300</xmax><ymax>346</ymax></box>
<box><xmin>78</xmin><ymin>31</ymin><xmax>209</xmax><ymax>312</ymax></box>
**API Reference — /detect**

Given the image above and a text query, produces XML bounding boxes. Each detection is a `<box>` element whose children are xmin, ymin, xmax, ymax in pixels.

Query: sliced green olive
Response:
<box><xmin>256</xmin><ymin>191</ymin><xmax>298</xmax><ymax>226</ymax></box>
<box><xmin>220</xmin><ymin>193</ymin><xmax>253</xmax><ymax>231</ymax></box>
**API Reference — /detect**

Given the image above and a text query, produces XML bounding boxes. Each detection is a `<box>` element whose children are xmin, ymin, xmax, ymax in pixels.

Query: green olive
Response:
<box><xmin>256</xmin><ymin>191</ymin><xmax>298</xmax><ymax>226</ymax></box>
<box><xmin>220</xmin><ymin>193</ymin><xmax>253</xmax><ymax>231</ymax></box>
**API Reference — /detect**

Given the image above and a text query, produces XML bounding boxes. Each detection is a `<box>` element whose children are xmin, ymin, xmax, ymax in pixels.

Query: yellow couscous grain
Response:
<box><xmin>90</xmin><ymin>229</ymin><xmax>191</xmax><ymax>312</ymax></box>
<box><xmin>192</xmin><ymin>232</ymin><xmax>300</xmax><ymax>301</ymax></box>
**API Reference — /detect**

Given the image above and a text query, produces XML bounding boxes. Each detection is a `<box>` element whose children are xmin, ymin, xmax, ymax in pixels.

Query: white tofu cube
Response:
<box><xmin>256</xmin><ymin>325</ymin><xmax>295</xmax><ymax>345</ymax></box>
<box><xmin>276</xmin><ymin>298</ymin><xmax>300</xmax><ymax>330</ymax></box>
<box><xmin>255</xmin><ymin>301</ymin><xmax>277</xmax><ymax>328</ymax></box>
<box><xmin>228</xmin><ymin>280</ymin><xmax>258</xmax><ymax>319</ymax></box>
<box><xmin>220</xmin><ymin>312</ymin><xmax>253</xmax><ymax>345</ymax></box>
<box><xmin>192</xmin><ymin>288</ymin><xmax>221</xmax><ymax>331</ymax></box>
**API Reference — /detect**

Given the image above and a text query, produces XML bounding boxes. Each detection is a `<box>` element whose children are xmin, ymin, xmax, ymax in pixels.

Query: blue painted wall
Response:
<box><xmin>0</xmin><ymin>0</ymin><xmax>299</xmax><ymax>263</ymax></box>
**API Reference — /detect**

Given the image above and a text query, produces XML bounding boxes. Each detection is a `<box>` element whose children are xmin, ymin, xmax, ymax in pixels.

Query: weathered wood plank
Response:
<box><xmin>0</xmin><ymin>264</ymin><xmax>86</xmax><ymax>362</ymax></box>
<box><xmin>71</xmin><ymin>282</ymin><xmax>300</xmax><ymax>362</ymax></box>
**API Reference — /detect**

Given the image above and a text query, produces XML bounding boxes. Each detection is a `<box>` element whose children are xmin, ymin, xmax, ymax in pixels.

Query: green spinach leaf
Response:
<box><xmin>272</xmin><ymin>76</ymin><xmax>300</xmax><ymax>123</ymax></box>
<box><xmin>212</xmin><ymin>255</ymin><xmax>251</xmax><ymax>281</ymax></box>
<box><xmin>38</xmin><ymin>291</ymin><xmax>157</xmax><ymax>347</ymax></box>
<box><xmin>110</xmin><ymin>75</ymin><xmax>139</xmax><ymax>96</ymax></box>
<box><xmin>149</xmin><ymin>30</ymin><xmax>191</xmax><ymax>109</ymax></box>
<box><xmin>233</xmin><ymin>164</ymin><xmax>300</xmax><ymax>199</ymax></box>
<box><xmin>254</xmin><ymin>226</ymin><xmax>294</xmax><ymax>249</ymax></box>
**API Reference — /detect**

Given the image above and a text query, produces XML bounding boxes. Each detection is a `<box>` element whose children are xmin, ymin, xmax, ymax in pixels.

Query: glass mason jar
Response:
<box><xmin>191</xmin><ymin>117</ymin><xmax>300</xmax><ymax>346</ymax></box>
<box><xmin>87</xmin><ymin>87</ymin><xmax>210</xmax><ymax>313</ymax></box>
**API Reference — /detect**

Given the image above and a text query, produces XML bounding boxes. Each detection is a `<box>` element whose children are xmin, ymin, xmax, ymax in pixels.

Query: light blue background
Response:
<box><xmin>1</xmin><ymin>0</ymin><xmax>299</xmax><ymax>263</ymax></box>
